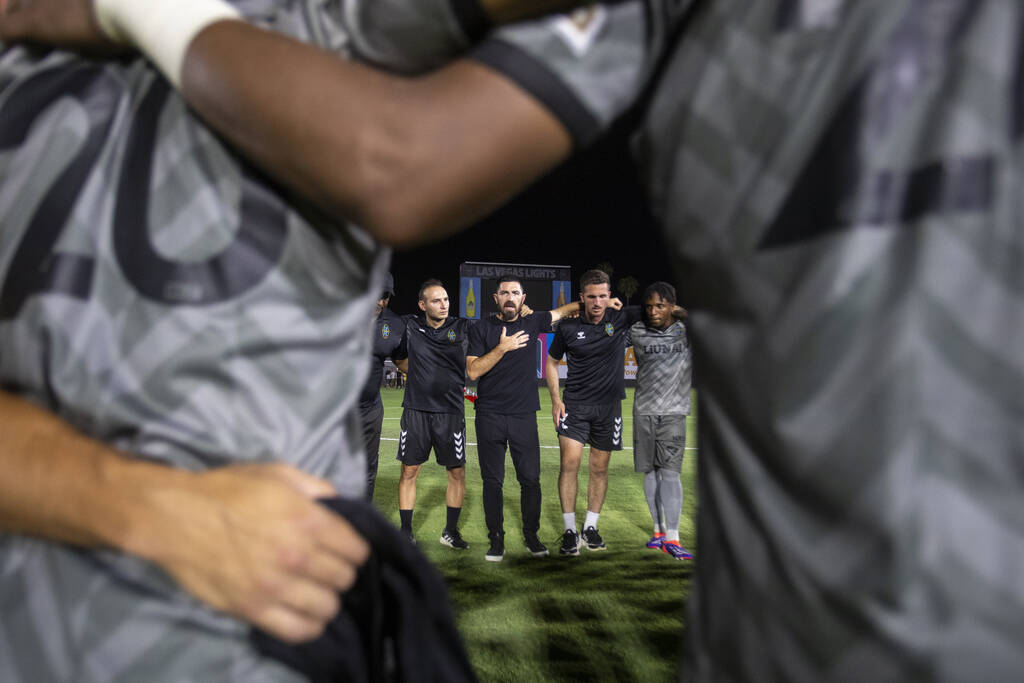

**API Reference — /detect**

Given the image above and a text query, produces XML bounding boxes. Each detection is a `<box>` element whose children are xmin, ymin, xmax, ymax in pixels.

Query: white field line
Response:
<box><xmin>381</xmin><ymin>416</ymin><xmax>683</xmax><ymax>422</ymax></box>
<box><xmin>380</xmin><ymin>417</ymin><xmax>698</xmax><ymax>450</ymax></box>
<box><xmin>378</xmin><ymin>436</ymin><xmax>698</xmax><ymax>451</ymax></box>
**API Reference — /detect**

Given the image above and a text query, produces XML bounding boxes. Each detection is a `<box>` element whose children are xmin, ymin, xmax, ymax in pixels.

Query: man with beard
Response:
<box><xmin>358</xmin><ymin>272</ymin><xmax>403</xmax><ymax>501</ymax></box>
<box><xmin>465</xmin><ymin>275</ymin><xmax>582</xmax><ymax>561</ymax></box>
<box><xmin>393</xmin><ymin>279</ymin><xmax>476</xmax><ymax>548</ymax></box>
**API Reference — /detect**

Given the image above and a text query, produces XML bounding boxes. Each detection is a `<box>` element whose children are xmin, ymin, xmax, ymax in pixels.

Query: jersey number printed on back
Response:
<box><xmin>0</xmin><ymin>64</ymin><xmax>287</xmax><ymax>320</ymax></box>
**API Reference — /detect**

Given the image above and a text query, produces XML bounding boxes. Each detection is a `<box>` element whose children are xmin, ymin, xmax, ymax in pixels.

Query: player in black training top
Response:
<box><xmin>393</xmin><ymin>279</ymin><xmax>475</xmax><ymax>549</ymax></box>
<box><xmin>358</xmin><ymin>272</ymin><xmax>403</xmax><ymax>501</ymax></box>
<box><xmin>545</xmin><ymin>269</ymin><xmax>643</xmax><ymax>556</ymax></box>
<box><xmin>465</xmin><ymin>275</ymin><xmax>582</xmax><ymax>562</ymax></box>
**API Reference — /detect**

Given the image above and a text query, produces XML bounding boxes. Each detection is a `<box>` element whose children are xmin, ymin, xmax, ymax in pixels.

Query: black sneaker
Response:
<box><xmin>581</xmin><ymin>526</ymin><xmax>606</xmax><ymax>551</ymax></box>
<box><xmin>558</xmin><ymin>529</ymin><xmax>581</xmax><ymax>556</ymax></box>
<box><xmin>485</xmin><ymin>534</ymin><xmax>504</xmax><ymax>562</ymax></box>
<box><xmin>401</xmin><ymin>528</ymin><xmax>416</xmax><ymax>545</ymax></box>
<box><xmin>440</xmin><ymin>528</ymin><xmax>469</xmax><ymax>550</ymax></box>
<box><xmin>524</xmin><ymin>533</ymin><xmax>549</xmax><ymax>558</ymax></box>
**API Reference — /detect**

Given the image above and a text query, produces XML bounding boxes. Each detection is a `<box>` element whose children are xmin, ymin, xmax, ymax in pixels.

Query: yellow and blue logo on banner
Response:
<box><xmin>460</xmin><ymin>277</ymin><xmax>480</xmax><ymax>319</ymax></box>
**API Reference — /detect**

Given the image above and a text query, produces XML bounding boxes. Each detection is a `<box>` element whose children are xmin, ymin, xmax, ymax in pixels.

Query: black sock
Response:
<box><xmin>399</xmin><ymin>508</ymin><xmax>413</xmax><ymax>532</ymax></box>
<box><xmin>446</xmin><ymin>506</ymin><xmax>461</xmax><ymax>532</ymax></box>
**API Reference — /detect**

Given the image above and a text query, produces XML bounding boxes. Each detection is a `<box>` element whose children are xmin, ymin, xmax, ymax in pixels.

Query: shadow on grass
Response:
<box><xmin>430</xmin><ymin>546</ymin><xmax>694</xmax><ymax>683</ymax></box>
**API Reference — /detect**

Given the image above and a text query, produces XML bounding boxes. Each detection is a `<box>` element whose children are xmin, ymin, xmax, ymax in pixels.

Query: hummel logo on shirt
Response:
<box><xmin>576</xmin><ymin>331</ymin><xmax>586</xmax><ymax>339</ymax></box>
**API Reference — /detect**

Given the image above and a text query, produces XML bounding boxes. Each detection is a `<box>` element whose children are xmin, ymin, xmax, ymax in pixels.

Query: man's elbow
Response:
<box><xmin>355</xmin><ymin>199</ymin><xmax>459</xmax><ymax>249</ymax></box>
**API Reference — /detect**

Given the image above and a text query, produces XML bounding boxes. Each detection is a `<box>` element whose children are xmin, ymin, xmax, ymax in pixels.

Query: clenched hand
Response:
<box><xmin>131</xmin><ymin>463</ymin><xmax>370</xmax><ymax>643</ymax></box>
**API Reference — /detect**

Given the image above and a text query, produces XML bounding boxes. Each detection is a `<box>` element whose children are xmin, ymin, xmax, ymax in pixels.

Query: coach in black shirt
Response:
<box><xmin>545</xmin><ymin>269</ymin><xmax>641</xmax><ymax>556</ymax></box>
<box><xmin>358</xmin><ymin>273</ymin><xmax>403</xmax><ymax>500</ymax></box>
<box><xmin>393</xmin><ymin>279</ymin><xmax>475</xmax><ymax>550</ymax></box>
<box><xmin>465</xmin><ymin>276</ymin><xmax>581</xmax><ymax>562</ymax></box>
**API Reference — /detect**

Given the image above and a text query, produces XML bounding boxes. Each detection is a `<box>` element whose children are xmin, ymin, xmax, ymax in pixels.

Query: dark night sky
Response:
<box><xmin>387</xmin><ymin>127</ymin><xmax>674</xmax><ymax>315</ymax></box>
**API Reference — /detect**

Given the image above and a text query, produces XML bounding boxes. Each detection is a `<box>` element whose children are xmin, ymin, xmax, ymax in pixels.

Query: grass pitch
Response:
<box><xmin>371</xmin><ymin>388</ymin><xmax>698</xmax><ymax>683</ymax></box>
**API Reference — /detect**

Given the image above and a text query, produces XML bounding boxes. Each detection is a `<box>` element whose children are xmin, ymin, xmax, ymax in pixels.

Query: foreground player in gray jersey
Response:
<box><xmin>0</xmin><ymin>0</ymin><xmax>647</xmax><ymax>679</ymax></box>
<box><xmin>635</xmin><ymin>2</ymin><xmax>1024</xmax><ymax>679</ymax></box>
<box><xmin>626</xmin><ymin>282</ymin><xmax>692</xmax><ymax>561</ymax></box>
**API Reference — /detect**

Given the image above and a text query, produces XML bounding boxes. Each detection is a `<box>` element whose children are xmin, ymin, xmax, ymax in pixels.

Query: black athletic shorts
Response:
<box><xmin>397</xmin><ymin>408</ymin><xmax>467</xmax><ymax>468</ymax></box>
<box><xmin>556</xmin><ymin>402</ymin><xmax>623</xmax><ymax>451</ymax></box>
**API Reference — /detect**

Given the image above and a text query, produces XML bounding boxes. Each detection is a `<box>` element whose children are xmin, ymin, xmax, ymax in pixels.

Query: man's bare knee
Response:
<box><xmin>589</xmin><ymin>448</ymin><xmax>611</xmax><ymax>477</ymax></box>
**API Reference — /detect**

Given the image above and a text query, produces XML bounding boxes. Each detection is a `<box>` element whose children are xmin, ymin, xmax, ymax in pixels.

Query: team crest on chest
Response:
<box><xmin>605</xmin><ymin>323</ymin><xmax>614</xmax><ymax>336</ymax></box>
<box><xmin>381</xmin><ymin>323</ymin><xmax>391</xmax><ymax>338</ymax></box>
<box><xmin>447</xmin><ymin>329</ymin><xmax>457</xmax><ymax>342</ymax></box>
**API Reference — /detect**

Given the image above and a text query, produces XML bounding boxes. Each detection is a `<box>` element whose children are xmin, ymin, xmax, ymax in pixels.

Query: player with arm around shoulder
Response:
<box><xmin>544</xmin><ymin>269</ymin><xmax>642</xmax><ymax>556</ymax></box>
<box><xmin>464</xmin><ymin>274</ymin><xmax>581</xmax><ymax>561</ymax></box>
<box><xmin>626</xmin><ymin>282</ymin><xmax>692</xmax><ymax>560</ymax></box>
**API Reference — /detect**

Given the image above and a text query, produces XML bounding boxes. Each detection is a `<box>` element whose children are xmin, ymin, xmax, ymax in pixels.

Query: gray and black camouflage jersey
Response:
<box><xmin>0</xmin><ymin>1</ymin><xmax>647</xmax><ymax>680</ymax></box>
<box><xmin>627</xmin><ymin>320</ymin><xmax>691</xmax><ymax>417</ymax></box>
<box><xmin>637</xmin><ymin>0</ymin><xmax>1024</xmax><ymax>680</ymax></box>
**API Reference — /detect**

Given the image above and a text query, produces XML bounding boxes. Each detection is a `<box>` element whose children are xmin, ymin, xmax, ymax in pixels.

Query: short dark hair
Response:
<box><xmin>579</xmin><ymin>269</ymin><xmax>610</xmax><ymax>291</ymax></box>
<box><xmin>418</xmin><ymin>278</ymin><xmax>445</xmax><ymax>301</ymax></box>
<box><xmin>643</xmin><ymin>281</ymin><xmax>677</xmax><ymax>305</ymax></box>
<box><xmin>495</xmin><ymin>274</ymin><xmax>524</xmax><ymax>292</ymax></box>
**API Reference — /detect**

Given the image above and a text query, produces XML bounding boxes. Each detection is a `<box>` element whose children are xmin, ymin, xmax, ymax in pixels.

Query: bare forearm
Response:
<box><xmin>0</xmin><ymin>0</ymin><xmax>575</xmax><ymax>246</ymax></box>
<box><xmin>0</xmin><ymin>390</ymin><xmax>368</xmax><ymax>642</ymax></box>
<box><xmin>466</xmin><ymin>345</ymin><xmax>507</xmax><ymax>380</ymax></box>
<box><xmin>545</xmin><ymin>358</ymin><xmax>562</xmax><ymax>403</ymax></box>
<box><xmin>550</xmin><ymin>300</ymin><xmax>582</xmax><ymax>323</ymax></box>
<box><xmin>0</xmin><ymin>391</ymin><xmax>186</xmax><ymax>557</ymax></box>
<box><xmin>182</xmin><ymin>22</ymin><xmax>570</xmax><ymax>247</ymax></box>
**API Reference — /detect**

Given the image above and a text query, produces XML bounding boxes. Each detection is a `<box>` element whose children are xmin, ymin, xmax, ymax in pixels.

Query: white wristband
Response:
<box><xmin>94</xmin><ymin>0</ymin><xmax>242</xmax><ymax>88</ymax></box>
